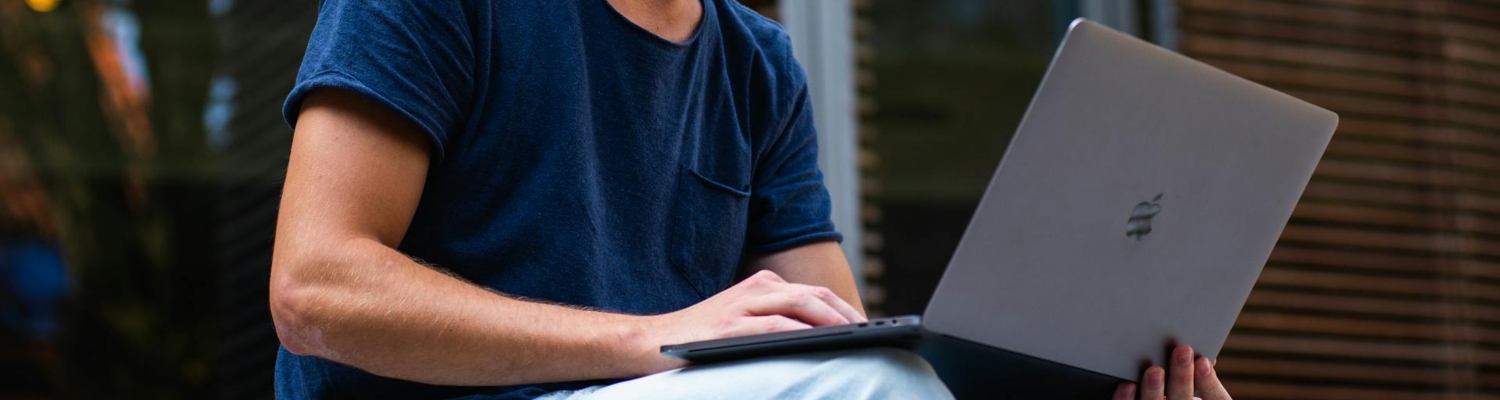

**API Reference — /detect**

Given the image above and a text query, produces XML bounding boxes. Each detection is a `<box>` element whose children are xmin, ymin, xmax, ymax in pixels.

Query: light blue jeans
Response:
<box><xmin>538</xmin><ymin>348</ymin><xmax>955</xmax><ymax>399</ymax></box>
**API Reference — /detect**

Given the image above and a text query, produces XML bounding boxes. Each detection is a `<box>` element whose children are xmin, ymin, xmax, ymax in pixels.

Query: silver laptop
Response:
<box><xmin>662</xmin><ymin>19</ymin><xmax>1337</xmax><ymax>397</ymax></box>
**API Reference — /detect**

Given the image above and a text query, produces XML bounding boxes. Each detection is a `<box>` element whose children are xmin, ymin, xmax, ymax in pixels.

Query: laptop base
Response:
<box><xmin>917</xmin><ymin>333</ymin><xmax>1122</xmax><ymax>399</ymax></box>
<box><xmin>663</xmin><ymin>317</ymin><xmax>1124</xmax><ymax>399</ymax></box>
<box><xmin>660</xmin><ymin>316</ymin><xmax>923</xmax><ymax>364</ymax></box>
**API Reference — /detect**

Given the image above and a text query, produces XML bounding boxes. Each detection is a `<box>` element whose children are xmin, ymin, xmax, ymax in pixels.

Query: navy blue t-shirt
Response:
<box><xmin>276</xmin><ymin>0</ymin><xmax>840</xmax><ymax>398</ymax></box>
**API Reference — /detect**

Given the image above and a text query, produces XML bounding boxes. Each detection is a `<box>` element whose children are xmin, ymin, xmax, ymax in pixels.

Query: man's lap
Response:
<box><xmin>537</xmin><ymin>348</ymin><xmax>954</xmax><ymax>400</ymax></box>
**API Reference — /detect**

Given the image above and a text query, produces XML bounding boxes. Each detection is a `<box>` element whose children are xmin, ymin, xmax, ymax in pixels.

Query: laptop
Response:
<box><xmin>661</xmin><ymin>19</ymin><xmax>1338</xmax><ymax>398</ymax></box>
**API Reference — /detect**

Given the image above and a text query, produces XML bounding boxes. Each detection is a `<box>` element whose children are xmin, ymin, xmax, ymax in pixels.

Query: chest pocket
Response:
<box><xmin>669</xmin><ymin>165</ymin><xmax>751</xmax><ymax>299</ymax></box>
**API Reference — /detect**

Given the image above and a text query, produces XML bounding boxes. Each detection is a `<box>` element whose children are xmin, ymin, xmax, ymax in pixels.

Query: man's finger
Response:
<box><xmin>1168</xmin><ymin>345</ymin><xmax>1195</xmax><ymax>400</ymax></box>
<box><xmin>1113</xmin><ymin>382</ymin><xmax>1136</xmax><ymax>400</ymax></box>
<box><xmin>790</xmin><ymin>283</ymin><xmax>866</xmax><ymax>323</ymax></box>
<box><xmin>741</xmin><ymin>289</ymin><xmax>851</xmax><ymax>327</ymax></box>
<box><xmin>1195</xmin><ymin>356</ymin><xmax>1232</xmax><ymax>400</ymax></box>
<box><xmin>736</xmin><ymin>271</ymin><xmax>786</xmax><ymax>295</ymax></box>
<box><xmin>1141</xmin><ymin>366</ymin><xmax>1166</xmax><ymax>400</ymax></box>
<box><xmin>752</xmin><ymin>270</ymin><xmax>786</xmax><ymax>283</ymax></box>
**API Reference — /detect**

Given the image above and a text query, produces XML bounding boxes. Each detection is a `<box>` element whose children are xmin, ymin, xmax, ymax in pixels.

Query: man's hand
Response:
<box><xmin>1113</xmin><ymin>345</ymin><xmax>1231</xmax><ymax>400</ymax></box>
<box><xmin>637</xmin><ymin>270</ymin><xmax>866</xmax><ymax>371</ymax></box>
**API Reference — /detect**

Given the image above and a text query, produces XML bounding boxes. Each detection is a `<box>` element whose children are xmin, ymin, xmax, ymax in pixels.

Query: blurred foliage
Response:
<box><xmin>0</xmin><ymin>0</ymin><xmax>221</xmax><ymax>397</ymax></box>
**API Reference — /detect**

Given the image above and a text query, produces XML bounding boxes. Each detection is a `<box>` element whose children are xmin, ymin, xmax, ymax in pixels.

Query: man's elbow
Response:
<box><xmin>270</xmin><ymin>257</ymin><xmax>332</xmax><ymax>357</ymax></box>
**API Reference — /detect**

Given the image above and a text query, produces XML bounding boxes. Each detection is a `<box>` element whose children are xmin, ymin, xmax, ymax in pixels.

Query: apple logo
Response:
<box><xmin>1126</xmin><ymin>193</ymin><xmax>1163</xmax><ymax>240</ymax></box>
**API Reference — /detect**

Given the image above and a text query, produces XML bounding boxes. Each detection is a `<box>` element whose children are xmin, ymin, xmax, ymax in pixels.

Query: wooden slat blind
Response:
<box><xmin>1178</xmin><ymin>0</ymin><xmax>1500</xmax><ymax>398</ymax></box>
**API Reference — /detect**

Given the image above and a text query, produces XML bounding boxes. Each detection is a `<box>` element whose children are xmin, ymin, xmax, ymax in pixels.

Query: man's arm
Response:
<box><xmin>269</xmin><ymin>89</ymin><xmax>864</xmax><ymax>386</ymax></box>
<box><xmin>744</xmin><ymin>241</ymin><xmax>866</xmax><ymax>318</ymax></box>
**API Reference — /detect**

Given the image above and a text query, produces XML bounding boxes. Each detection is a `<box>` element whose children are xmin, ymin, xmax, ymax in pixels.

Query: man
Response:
<box><xmin>269</xmin><ymin>1</ymin><xmax>1232</xmax><ymax>399</ymax></box>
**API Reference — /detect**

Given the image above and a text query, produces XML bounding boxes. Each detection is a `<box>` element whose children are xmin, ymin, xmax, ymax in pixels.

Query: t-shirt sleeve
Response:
<box><xmin>282</xmin><ymin>0</ymin><xmax>474</xmax><ymax>161</ymax></box>
<box><xmin>746</xmin><ymin>80</ymin><xmax>844</xmax><ymax>254</ymax></box>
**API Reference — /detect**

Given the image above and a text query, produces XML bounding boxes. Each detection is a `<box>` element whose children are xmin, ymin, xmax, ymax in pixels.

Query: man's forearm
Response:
<box><xmin>271</xmin><ymin>237</ymin><xmax>661</xmax><ymax>386</ymax></box>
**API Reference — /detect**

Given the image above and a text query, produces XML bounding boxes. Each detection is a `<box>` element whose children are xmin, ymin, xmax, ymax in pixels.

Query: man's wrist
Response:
<box><xmin>604</xmin><ymin>312</ymin><xmax>680</xmax><ymax>377</ymax></box>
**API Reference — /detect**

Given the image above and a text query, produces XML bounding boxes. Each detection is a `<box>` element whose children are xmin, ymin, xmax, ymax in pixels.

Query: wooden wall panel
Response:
<box><xmin>1178</xmin><ymin>0</ymin><xmax>1500</xmax><ymax>398</ymax></box>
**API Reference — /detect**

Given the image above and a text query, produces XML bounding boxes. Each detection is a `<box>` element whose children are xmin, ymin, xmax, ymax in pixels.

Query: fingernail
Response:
<box><xmin>1177</xmin><ymin>349</ymin><xmax>1191</xmax><ymax>367</ymax></box>
<box><xmin>1147</xmin><ymin>368</ymin><xmax>1164</xmax><ymax>390</ymax></box>
<box><xmin>1197</xmin><ymin>357</ymin><xmax>1211</xmax><ymax>377</ymax></box>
